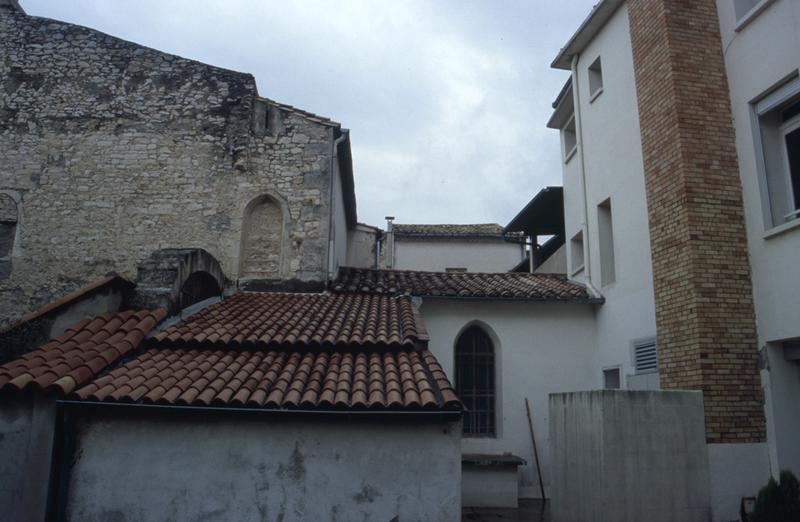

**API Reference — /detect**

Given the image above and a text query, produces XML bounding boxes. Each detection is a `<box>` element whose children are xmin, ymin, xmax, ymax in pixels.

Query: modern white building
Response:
<box><xmin>545</xmin><ymin>0</ymin><xmax>800</xmax><ymax>519</ymax></box>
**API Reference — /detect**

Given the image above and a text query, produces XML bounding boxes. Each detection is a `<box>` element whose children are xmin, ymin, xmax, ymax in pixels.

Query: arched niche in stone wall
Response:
<box><xmin>0</xmin><ymin>193</ymin><xmax>19</xmax><ymax>279</ymax></box>
<box><xmin>240</xmin><ymin>194</ymin><xmax>286</xmax><ymax>279</ymax></box>
<box><xmin>132</xmin><ymin>248</ymin><xmax>227</xmax><ymax>314</ymax></box>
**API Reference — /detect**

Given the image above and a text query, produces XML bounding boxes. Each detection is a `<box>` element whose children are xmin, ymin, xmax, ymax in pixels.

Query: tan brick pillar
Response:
<box><xmin>627</xmin><ymin>0</ymin><xmax>765</xmax><ymax>443</ymax></box>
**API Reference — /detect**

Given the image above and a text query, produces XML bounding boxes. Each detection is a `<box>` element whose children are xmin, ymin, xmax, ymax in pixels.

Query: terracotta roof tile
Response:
<box><xmin>0</xmin><ymin>308</ymin><xmax>167</xmax><ymax>395</ymax></box>
<box><xmin>333</xmin><ymin>267</ymin><xmax>600</xmax><ymax>302</ymax></box>
<box><xmin>75</xmin><ymin>346</ymin><xmax>457</xmax><ymax>411</ymax></box>
<box><xmin>153</xmin><ymin>292</ymin><xmax>427</xmax><ymax>349</ymax></box>
<box><xmin>393</xmin><ymin>223</ymin><xmax>505</xmax><ymax>238</ymax></box>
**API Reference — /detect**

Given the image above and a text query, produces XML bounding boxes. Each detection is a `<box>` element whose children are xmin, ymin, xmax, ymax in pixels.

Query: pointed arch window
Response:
<box><xmin>455</xmin><ymin>325</ymin><xmax>495</xmax><ymax>436</ymax></box>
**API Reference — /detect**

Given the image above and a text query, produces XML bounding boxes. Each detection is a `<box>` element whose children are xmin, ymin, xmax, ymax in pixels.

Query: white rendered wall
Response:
<box><xmin>393</xmin><ymin>239</ymin><xmax>524</xmax><ymax>272</ymax></box>
<box><xmin>420</xmin><ymin>299</ymin><xmax>597</xmax><ymax>499</ymax></box>
<box><xmin>66</xmin><ymin>411</ymin><xmax>461</xmax><ymax>521</ymax></box>
<box><xmin>716</xmin><ymin>0</ymin><xmax>800</xmax><ymax>476</ymax></box>
<box><xmin>561</xmin><ymin>4</ymin><xmax>658</xmax><ymax>388</ymax></box>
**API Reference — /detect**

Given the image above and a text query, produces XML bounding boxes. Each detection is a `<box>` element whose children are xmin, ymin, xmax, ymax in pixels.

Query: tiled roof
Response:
<box><xmin>393</xmin><ymin>223</ymin><xmax>505</xmax><ymax>238</ymax></box>
<box><xmin>73</xmin><ymin>346</ymin><xmax>459</xmax><ymax>411</ymax></box>
<box><xmin>154</xmin><ymin>292</ymin><xmax>426</xmax><ymax>349</ymax></box>
<box><xmin>1</xmin><ymin>291</ymin><xmax>460</xmax><ymax>412</ymax></box>
<box><xmin>333</xmin><ymin>268</ymin><xmax>600</xmax><ymax>302</ymax></box>
<box><xmin>0</xmin><ymin>309</ymin><xmax>167</xmax><ymax>395</ymax></box>
<box><xmin>0</xmin><ymin>274</ymin><xmax>133</xmax><ymax>333</ymax></box>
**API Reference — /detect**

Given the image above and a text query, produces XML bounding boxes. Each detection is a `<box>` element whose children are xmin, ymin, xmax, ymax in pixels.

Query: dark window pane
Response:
<box><xmin>455</xmin><ymin>326</ymin><xmax>495</xmax><ymax>436</ymax></box>
<box><xmin>786</xmin><ymin>127</ymin><xmax>800</xmax><ymax>210</ymax></box>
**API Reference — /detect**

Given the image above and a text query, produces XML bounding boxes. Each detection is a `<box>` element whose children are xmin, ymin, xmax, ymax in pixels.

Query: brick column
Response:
<box><xmin>627</xmin><ymin>0</ymin><xmax>765</xmax><ymax>443</ymax></box>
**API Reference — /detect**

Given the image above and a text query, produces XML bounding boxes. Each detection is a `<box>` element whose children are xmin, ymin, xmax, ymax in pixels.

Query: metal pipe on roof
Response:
<box><xmin>326</xmin><ymin>130</ymin><xmax>348</xmax><ymax>286</ymax></box>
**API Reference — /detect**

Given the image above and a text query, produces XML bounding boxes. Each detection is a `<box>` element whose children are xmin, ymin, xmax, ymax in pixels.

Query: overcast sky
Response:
<box><xmin>24</xmin><ymin>0</ymin><xmax>596</xmax><ymax>227</ymax></box>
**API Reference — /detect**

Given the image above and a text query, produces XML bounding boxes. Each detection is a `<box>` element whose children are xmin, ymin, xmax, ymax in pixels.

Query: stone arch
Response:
<box><xmin>0</xmin><ymin>193</ymin><xmax>19</xmax><ymax>279</ymax></box>
<box><xmin>240</xmin><ymin>194</ymin><xmax>286</xmax><ymax>279</ymax></box>
<box><xmin>133</xmin><ymin>248</ymin><xmax>226</xmax><ymax>313</ymax></box>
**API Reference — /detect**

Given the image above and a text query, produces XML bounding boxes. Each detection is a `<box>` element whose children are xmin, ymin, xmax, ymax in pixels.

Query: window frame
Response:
<box><xmin>750</xmin><ymin>72</ymin><xmax>800</xmax><ymax>235</ymax></box>
<box><xmin>779</xmin><ymin>113</ymin><xmax>800</xmax><ymax>220</ymax></box>
<box><xmin>561</xmin><ymin>114</ymin><xmax>578</xmax><ymax>164</ymax></box>
<box><xmin>569</xmin><ymin>230</ymin><xmax>585</xmax><ymax>276</ymax></box>
<box><xmin>455</xmin><ymin>325</ymin><xmax>497</xmax><ymax>438</ymax></box>
<box><xmin>588</xmin><ymin>56</ymin><xmax>604</xmax><ymax>102</ymax></box>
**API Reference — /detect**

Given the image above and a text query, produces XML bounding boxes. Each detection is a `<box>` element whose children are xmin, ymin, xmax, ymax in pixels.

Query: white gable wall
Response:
<box><xmin>420</xmin><ymin>299</ymin><xmax>597</xmax><ymax>499</ymax></box>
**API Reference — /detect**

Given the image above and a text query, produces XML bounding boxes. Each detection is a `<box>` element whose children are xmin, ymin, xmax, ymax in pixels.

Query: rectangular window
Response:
<box><xmin>570</xmin><ymin>230</ymin><xmax>584</xmax><ymax>275</ymax></box>
<box><xmin>603</xmin><ymin>368</ymin><xmax>621</xmax><ymax>389</ymax></box>
<box><xmin>562</xmin><ymin>115</ymin><xmax>577</xmax><ymax>163</ymax></box>
<box><xmin>597</xmin><ymin>199</ymin><xmax>616</xmax><ymax>286</ymax></box>
<box><xmin>753</xmin><ymin>77</ymin><xmax>800</xmax><ymax>229</ymax></box>
<box><xmin>633</xmin><ymin>339</ymin><xmax>658</xmax><ymax>374</ymax></box>
<box><xmin>588</xmin><ymin>56</ymin><xmax>603</xmax><ymax>101</ymax></box>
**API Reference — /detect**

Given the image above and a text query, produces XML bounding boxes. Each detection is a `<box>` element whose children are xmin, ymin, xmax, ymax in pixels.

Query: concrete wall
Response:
<box><xmin>549</xmin><ymin>390</ymin><xmax>710</xmax><ymax>522</ymax></box>
<box><xmin>64</xmin><ymin>409</ymin><xmax>461</xmax><ymax>522</ymax></box>
<box><xmin>420</xmin><ymin>299</ymin><xmax>597</xmax><ymax>499</ymax></box>
<box><xmin>393</xmin><ymin>239</ymin><xmax>524</xmax><ymax>272</ymax></box>
<box><xmin>0</xmin><ymin>10</ymin><xmax>337</xmax><ymax>325</ymax></box>
<box><xmin>345</xmin><ymin>224</ymin><xmax>379</xmax><ymax>269</ymax></box>
<box><xmin>534</xmin><ymin>243</ymin><xmax>566</xmax><ymax>274</ymax></box>
<box><xmin>716</xmin><ymin>0</ymin><xmax>800</xmax><ymax>476</ymax></box>
<box><xmin>562</xmin><ymin>4</ymin><xmax>658</xmax><ymax>390</ymax></box>
<box><xmin>0</xmin><ymin>392</ymin><xmax>56</xmax><ymax>522</ymax></box>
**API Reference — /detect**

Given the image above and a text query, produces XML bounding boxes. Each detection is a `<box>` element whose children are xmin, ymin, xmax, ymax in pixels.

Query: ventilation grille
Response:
<box><xmin>634</xmin><ymin>340</ymin><xmax>658</xmax><ymax>374</ymax></box>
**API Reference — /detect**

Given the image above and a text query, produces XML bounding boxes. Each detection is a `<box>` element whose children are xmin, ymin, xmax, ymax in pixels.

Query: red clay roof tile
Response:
<box><xmin>153</xmin><ymin>292</ymin><xmax>426</xmax><ymax>349</ymax></box>
<box><xmin>334</xmin><ymin>267</ymin><xmax>601</xmax><ymax>302</ymax></box>
<box><xmin>0</xmin><ymin>308</ymin><xmax>167</xmax><ymax>395</ymax></box>
<box><xmin>72</xmin><ymin>345</ymin><xmax>459</xmax><ymax>412</ymax></box>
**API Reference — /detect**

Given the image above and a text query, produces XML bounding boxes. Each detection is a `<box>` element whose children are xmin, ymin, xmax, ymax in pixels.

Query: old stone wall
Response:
<box><xmin>627</xmin><ymin>0</ymin><xmax>765</xmax><ymax>443</ymax></box>
<box><xmin>0</xmin><ymin>10</ymin><xmax>338</xmax><ymax>325</ymax></box>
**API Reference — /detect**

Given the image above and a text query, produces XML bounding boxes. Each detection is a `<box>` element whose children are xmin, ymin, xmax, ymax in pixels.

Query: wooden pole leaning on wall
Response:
<box><xmin>525</xmin><ymin>397</ymin><xmax>546</xmax><ymax>501</ymax></box>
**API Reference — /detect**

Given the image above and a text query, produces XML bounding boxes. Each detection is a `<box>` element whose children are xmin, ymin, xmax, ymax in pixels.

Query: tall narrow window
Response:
<box><xmin>598</xmin><ymin>199</ymin><xmax>616</xmax><ymax>285</ymax></box>
<box><xmin>455</xmin><ymin>325</ymin><xmax>495</xmax><ymax>436</ymax></box>
<box><xmin>0</xmin><ymin>194</ymin><xmax>18</xmax><ymax>279</ymax></box>
<box><xmin>562</xmin><ymin>115</ymin><xmax>577</xmax><ymax>162</ymax></box>
<box><xmin>588</xmin><ymin>56</ymin><xmax>603</xmax><ymax>101</ymax></box>
<box><xmin>570</xmin><ymin>230</ymin><xmax>584</xmax><ymax>275</ymax></box>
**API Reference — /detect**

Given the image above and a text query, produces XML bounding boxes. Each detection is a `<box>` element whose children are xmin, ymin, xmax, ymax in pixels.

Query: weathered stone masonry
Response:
<box><xmin>628</xmin><ymin>0</ymin><xmax>766</xmax><ymax>443</ymax></box>
<box><xmin>0</xmin><ymin>10</ymin><xmax>343</xmax><ymax>325</ymax></box>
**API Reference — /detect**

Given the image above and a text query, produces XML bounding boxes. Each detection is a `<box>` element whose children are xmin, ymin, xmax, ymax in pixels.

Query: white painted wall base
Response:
<box><xmin>707</xmin><ymin>442</ymin><xmax>770</xmax><ymax>522</ymax></box>
<box><xmin>462</xmin><ymin>465</ymin><xmax>520</xmax><ymax>508</ymax></box>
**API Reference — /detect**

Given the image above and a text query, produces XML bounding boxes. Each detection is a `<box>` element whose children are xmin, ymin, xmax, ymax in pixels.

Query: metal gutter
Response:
<box><xmin>326</xmin><ymin>130</ymin><xmax>348</xmax><ymax>285</ymax></box>
<box><xmin>551</xmin><ymin>0</ymin><xmax>625</xmax><ymax>70</ymax></box>
<box><xmin>55</xmin><ymin>399</ymin><xmax>462</xmax><ymax>422</ymax></box>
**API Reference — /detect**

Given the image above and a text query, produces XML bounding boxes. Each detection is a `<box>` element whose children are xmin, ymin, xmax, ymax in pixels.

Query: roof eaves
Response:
<box><xmin>551</xmin><ymin>0</ymin><xmax>625</xmax><ymax>70</ymax></box>
<box><xmin>0</xmin><ymin>274</ymin><xmax>134</xmax><ymax>334</ymax></box>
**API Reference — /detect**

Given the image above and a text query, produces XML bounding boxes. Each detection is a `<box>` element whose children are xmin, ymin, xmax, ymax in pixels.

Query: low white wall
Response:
<box><xmin>421</xmin><ymin>299</ymin><xmax>597</xmax><ymax>499</ymax></box>
<box><xmin>65</xmin><ymin>409</ymin><xmax>461</xmax><ymax>521</ymax></box>
<box><xmin>549</xmin><ymin>390</ymin><xmax>710</xmax><ymax>522</ymax></box>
